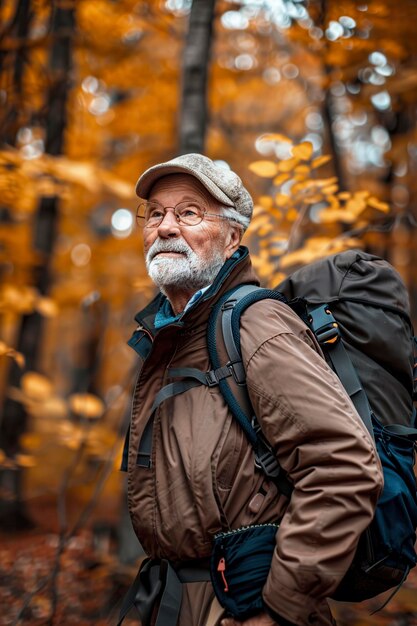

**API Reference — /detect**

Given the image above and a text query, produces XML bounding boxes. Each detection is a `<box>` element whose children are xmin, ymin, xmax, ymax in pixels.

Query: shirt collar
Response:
<box><xmin>154</xmin><ymin>284</ymin><xmax>211</xmax><ymax>329</ymax></box>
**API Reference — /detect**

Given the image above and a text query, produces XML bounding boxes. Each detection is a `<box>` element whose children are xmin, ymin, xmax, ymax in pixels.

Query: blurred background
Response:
<box><xmin>0</xmin><ymin>0</ymin><xmax>416</xmax><ymax>624</ymax></box>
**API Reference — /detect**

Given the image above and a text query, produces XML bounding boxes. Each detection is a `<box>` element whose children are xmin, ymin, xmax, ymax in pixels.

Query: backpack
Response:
<box><xmin>206</xmin><ymin>249</ymin><xmax>417</xmax><ymax>605</ymax></box>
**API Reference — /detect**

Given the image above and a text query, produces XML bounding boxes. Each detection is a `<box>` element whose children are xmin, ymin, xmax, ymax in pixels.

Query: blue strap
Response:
<box><xmin>207</xmin><ymin>285</ymin><xmax>293</xmax><ymax>497</ymax></box>
<box><xmin>383</xmin><ymin>423</ymin><xmax>417</xmax><ymax>439</ymax></box>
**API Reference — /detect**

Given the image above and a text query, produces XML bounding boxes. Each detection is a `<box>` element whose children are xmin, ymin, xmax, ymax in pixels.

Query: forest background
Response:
<box><xmin>0</xmin><ymin>0</ymin><xmax>417</xmax><ymax>624</ymax></box>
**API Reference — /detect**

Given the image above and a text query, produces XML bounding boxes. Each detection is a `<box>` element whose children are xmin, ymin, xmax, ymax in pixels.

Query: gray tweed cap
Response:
<box><xmin>135</xmin><ymin>153</ymin><xmax>253</xmax><ymax>221</ymax></box>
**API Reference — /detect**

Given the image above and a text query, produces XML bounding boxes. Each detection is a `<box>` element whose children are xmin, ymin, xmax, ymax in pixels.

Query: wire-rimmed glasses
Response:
<box><xmin>136</xmin><ymin>200</ymin><xmax>237</xmax><ymax>228</ymax></box>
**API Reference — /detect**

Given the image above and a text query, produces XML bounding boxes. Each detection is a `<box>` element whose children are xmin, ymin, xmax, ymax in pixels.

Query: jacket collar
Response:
<box><xmin>134</xmin><ymin>246</ymin><xmax>258</xmax><ymax>328</ymax></box>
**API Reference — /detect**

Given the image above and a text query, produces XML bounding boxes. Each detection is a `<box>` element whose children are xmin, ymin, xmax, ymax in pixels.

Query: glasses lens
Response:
<box><xmin>136</xmin><ymin>203</ymin><xmax>146</xmax><ymax>223</ymax></box>
<box><xmin>140</xmin><ymin>201</ymin><xmax>165</xmax><ymax>226</ymax></box>
<box><xmin>175</xmin><ymin>201</ymin><xmax>204</xmax><ymax>226</ymax></box>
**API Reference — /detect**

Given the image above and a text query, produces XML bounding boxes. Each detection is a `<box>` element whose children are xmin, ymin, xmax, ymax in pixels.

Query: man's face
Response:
<box><xmin>143</xmin><ymin>173</ymin><xmax>240</xmax><ymax>295</ymax></box>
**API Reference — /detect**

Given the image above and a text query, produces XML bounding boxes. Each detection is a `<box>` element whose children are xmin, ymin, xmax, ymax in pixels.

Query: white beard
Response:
<box><xmin>146</xmin><ymin>238</ymin><xmax>225</xmax><ymax>294</ymax></box>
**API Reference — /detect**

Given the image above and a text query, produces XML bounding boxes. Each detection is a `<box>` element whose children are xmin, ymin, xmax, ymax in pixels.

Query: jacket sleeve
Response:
<box><xmin>239</xmin><ymin>300</ymin><xmax>383</xmax><ymax>626</ymax></box>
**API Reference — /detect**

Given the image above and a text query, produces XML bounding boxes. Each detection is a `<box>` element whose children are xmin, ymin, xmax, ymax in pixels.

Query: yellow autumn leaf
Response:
<box><xmin>355</xmin><ymin>190</ymin><xmax>370</xmax><ymax>200</ymax></box>
<box><xmin>277</xmin><ymin>157</ymin><xmax>299</xmax><ymax>173</ymax></box>
<box><xmin>275</xmin><ymin>193</ymin><xmax>290</xmax><ymax>207</ymax></box>
<box><xmin>69</xmin><ymin>393</ymin><xmax>105</xmax><ymax>419</ymax></box>
<box><xmin>20</xmin><ymin>433</ymin><xmax>43</xmax><ymax>450</ymax></box>
<box><xmin>270</xmin><ymin>208</ymin><xmax>283</xmax><ymax>220</ymax></box>
<box><xmin>311</xmin><ymin>155</ymin><xmax>332</xmax><ymax>169</ymax></box>
<box><xmin>15</xmin><ymin>453</ymin><xmax>36</xmax><ymax>468</ymax></box>
<box><xmin>257</xmin><ymin>262</ymin><xmax>275</xmax><ymax>278</ymax></box>
<box><xmin>258</xmin><ymin>195</ymin><xmax>273</xmax><ymax>209</ymax></box>
<box><xmin>346</xmin><ymin>197</ymin><xmax>367</xmax><ymax>215</ymax></box>
<box><xmin>322</xmin><ymin>184</ymin><xmax>339</xmax><ymax>196</ymax></box>
<box><xmin>36</xmin><ymin>297</ymin><xmax>59</xmax><ymax>317</ymax></box>
<box><xmin>269</xmin><ymin>235</ymin><xmax>288</xmax><ymax>244</ymax></box>
<box><xmin>258</xmin><ymin>224</ymin><xmax>274</xmax><ymax>237</ymax></box>
<box><xmin>338</xmin><ymin>192</ymin><xmax>351</xmax><ymax>201</ymax></box>
<box><xmin>317</xmin><ymin>209</ymin><xmax>357</xmax><ymax>224</ymax></box>
<box><xmin>21</xmin><ymin>372</ymin><xmax>54</xmax><ymax>401</ymax></box>
<box><xmin>292</xmin><ymin>142</ymin><xmax>313</xmax><ymax>161</ymax></box>
<box><xmin>286</xmin><ymin>208</ymin><xmax>299</xmax><ymax>222</ymax></box>
<box><xmin>303</xmin><ymin>194</ymin><xmax>325</xmax><ymax>204</ymax></box>
<box><xmin>366</xmin><ymin>197</ymin><xmax>390</xmax><ymax>212</ymax></box>
<box><xmin>279</xmin><ymin>248</ymin><xmax>317</xmax><ymax>268</ymax></box>
<box><xmin>0</xmin><ymin>285</ymin><xmax>38</xmax><ymax>314</ymax></box>
<box><xmin>248</xmin><ymin>160</ymin><xmax>278</xmax><ymax>177</ymax></box>
<box><xmin>327</xmin><ymin>196</ymin><xmax>340</xmax><ymax>211</ymax></box>
<box><xmin>27</xmin><ymin>396</ymin><xmax>68</xmax><ymax>420</ymax></box>
<box><xmin>293</xmin><ymin>165</ymin><xmax>310</xmax><ymax>181</ymax></box>
<box><xmin>273</xmin><ymin>173</ymin><xmax>290</xmax><ymax>186</ymax></box>
<box><xmin>315</xmin><ymin>177</ymin><xmax>338</xmax><ymax>188</ymax></box>
<box><xmin>250</xmin><ymin>214</ymin><xmax>270</xmax><ymax>229</ymax></box>
<box><xmin>272</xmin><ymin>272</ymin><xmax>287</xmax><ymax>285</ymax></box>
<box><xmin>0</xmin><ymin>341</ymin><xmax>25</xmax><ymax>368</ymax></box>
<box><xmin>252</xmin><ymin>203</ymin><xmax>267</xmax><ymax>215</ymax></box>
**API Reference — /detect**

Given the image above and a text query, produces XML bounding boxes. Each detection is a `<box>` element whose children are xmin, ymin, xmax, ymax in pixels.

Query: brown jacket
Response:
<box><xmin>125</xmin><ymin>247</ymin><xmax>383</xmax><ymax>626</ymax></box>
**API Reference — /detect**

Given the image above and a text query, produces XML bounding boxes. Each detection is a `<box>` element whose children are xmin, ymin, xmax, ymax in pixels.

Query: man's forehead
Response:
<box><xmin>148</xmin><ymin>173</ymin><xmax>216</xmax><ymax>203</ymax></box>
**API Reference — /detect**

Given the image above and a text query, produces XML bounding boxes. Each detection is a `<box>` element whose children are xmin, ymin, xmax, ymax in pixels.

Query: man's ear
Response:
<box><xmin>224</xmin><ymin>224</ymin><xmax>242</xmax><ymax>259</ymax></box>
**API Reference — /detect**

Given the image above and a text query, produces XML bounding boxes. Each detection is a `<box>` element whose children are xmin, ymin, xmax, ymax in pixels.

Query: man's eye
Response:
<box><xmin>147</xmin><ymin>209</ymin><xmax>164</xmax><ymax>220</ymax></box>
<box><xmin>178</xmin><ymin>205</ymin><xmax>200</xmax><ymax>217</ymax></box>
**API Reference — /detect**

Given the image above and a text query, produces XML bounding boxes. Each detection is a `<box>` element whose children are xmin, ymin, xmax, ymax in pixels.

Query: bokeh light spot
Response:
<box><xmin>71</xmin><ymin>243</ymin><xmax>91</xmax><ymax>267</ymax></box>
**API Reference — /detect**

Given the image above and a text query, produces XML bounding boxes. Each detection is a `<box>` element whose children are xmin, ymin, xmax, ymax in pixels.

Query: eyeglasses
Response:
<box><xmin>136</xmin><ymin>200</ymin><xmax>238</xmax><ymax>228</ymax></box>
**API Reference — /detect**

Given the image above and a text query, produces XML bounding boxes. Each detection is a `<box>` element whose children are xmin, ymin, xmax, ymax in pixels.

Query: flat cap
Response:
<box><xmin>135</xmin><ymin>153</ymin><xmax>253</xmax><ymax>222</ymax></box>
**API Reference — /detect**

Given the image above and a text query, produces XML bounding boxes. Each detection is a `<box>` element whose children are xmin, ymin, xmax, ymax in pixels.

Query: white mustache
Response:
<box><xmin>147</xmin><ymin>239</ymin><xmax>192</xmax><ymax>263</ymax></box>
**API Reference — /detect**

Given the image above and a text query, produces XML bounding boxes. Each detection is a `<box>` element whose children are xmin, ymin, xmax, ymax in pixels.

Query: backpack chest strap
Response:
<box><xmin>136</xmin><ymin>378</ymin><xmax>202</xmax><ymax>468</ymax></box>
<box><xmin>135</xmin><ymin>364</ymin><xmax>245</xmax><ymax>469</ymax></box>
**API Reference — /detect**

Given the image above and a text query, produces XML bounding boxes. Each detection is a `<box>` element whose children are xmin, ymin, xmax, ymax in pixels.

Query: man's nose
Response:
<box><xmin>156</xmin><ymin>209</ymin><xmax>181</xmax><ymax>238</ymax></box>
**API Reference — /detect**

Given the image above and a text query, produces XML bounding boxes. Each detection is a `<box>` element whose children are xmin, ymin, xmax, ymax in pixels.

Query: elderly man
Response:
<box><xmin>119</xmin><ymin>154</ymin><xmax>382</xmax><ymax>626</ymax></box>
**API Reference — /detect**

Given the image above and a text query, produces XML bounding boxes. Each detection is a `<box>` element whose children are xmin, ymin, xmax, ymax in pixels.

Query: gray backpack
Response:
<box><xmin>204</xmin><ymin>249</ymin><xmax>417</xmax><ymax>605</ymax></box>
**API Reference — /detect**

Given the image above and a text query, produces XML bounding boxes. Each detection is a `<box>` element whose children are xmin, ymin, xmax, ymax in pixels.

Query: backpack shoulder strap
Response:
<box><xmin>207</xmin><ymin>285</ymin><xmax>293</xmax><ymax>498</ymax></box>
<box><xmin>307</xmin><ymin>304</ymin><xmax>375</xmax><ymax>440</ymax></box>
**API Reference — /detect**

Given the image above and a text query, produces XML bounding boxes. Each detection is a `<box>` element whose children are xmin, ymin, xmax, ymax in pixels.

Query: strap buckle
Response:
<box><xmin>136</xmin><ymin>452</ymin><xmax>152</xmax><ymax>468</ymax></box>
<box><xmin>205</xmin><ymin>361</ymin><xmax>246</xmax><ymax>387</ymax></box>
<box><xmin>228</xmin><ymin>360</ymin><xmax>246</xmax><ymax>384</ymax></box>
<box><xmin>254</xmin><ymin>449</ymin><xmax>280</xmax><ymax>480</ymax></box>
<box><xmin>252</xmin><ymin>420</ymin><xmax>280</xmax><ymax>479</ymax></box>
<box><xmin>205</xmin><ymin>370</ymin><xmax>221</xmax><ymax>387</ymax></box>
<box><xmin>221</xmin><ymin>299</ymin><xmax>237</xmax><ymax>312</ymax></box>
<box><xmin>308</xmin><ymin>304</ymin><xmax>340</xmax><ymax>346</ymax></box>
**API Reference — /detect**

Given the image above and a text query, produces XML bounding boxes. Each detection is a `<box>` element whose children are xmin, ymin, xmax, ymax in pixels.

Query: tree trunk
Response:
<box><xmin>1</xmin><ymin>0</ymin><xmax>33</xmax><ymax>144</ymax></box>
<box><xmin>178</xmin><ymin>0</ymin><xmax>216</xmax><ymax>154</ymax></box>
<box><xmin>0</xmin><ymin>1</ymin><xmax>75</xmax><ymax>527</ymax></box>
